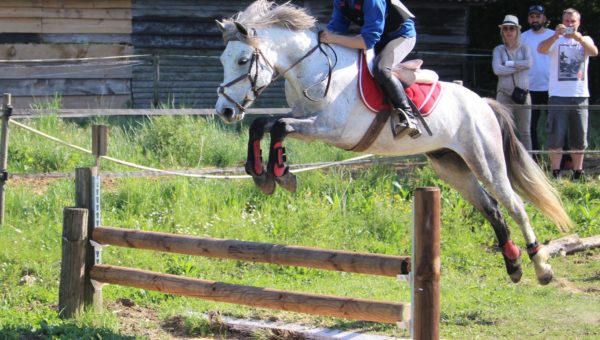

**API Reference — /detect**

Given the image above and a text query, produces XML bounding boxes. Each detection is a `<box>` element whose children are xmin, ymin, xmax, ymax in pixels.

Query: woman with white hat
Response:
<box><xmin>492</xmin><ymin>14</ymin><xmax>533</xmax><ymax>151</ymax></box>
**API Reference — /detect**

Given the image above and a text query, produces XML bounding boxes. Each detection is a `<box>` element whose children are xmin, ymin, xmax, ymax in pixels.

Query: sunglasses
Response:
<box><xmin>529</xmin><ymin>5</ymin><xmax>544</xmax><ymax>13</ymax></box>
<box><xmin>502</xmin><ymin>26</ymin><xmax>517</xmax><ymax>31</ymax></box>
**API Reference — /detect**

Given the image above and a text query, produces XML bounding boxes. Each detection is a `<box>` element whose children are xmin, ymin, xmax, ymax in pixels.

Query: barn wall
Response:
<box><xmin>131</xmin><ymin>0</ymin><xmax>473</xmax><ymax>109</ymax></box>
<box><xmin>131</xmin><ymin>0</ymin><xmax>295</xmax><ymax>109</ymax></box>
<box><xmin>0</xmin><ymin>0</ymin><xmax>133</xmax><ymax>109</ymax></box>
<box><xmin>0</xmin><ymin>0</ymin><xmax>478</xmax><ymax>109</ymax></box>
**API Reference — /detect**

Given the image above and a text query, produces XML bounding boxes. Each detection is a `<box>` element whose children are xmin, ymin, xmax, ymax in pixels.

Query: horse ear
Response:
<box><xmin>216</xmin><ymin>20</ymin><xmax>226</xmax><ymax>33</ymax></box>
<box><xmin>234</xmin><ymin>21</ymin><xmax>249</xmax><ymax>36</ymax></box>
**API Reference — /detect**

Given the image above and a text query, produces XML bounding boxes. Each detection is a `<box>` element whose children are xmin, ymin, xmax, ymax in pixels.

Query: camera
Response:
<box><xmin>563</xmin><ymin>27</ymin><xmax>575</xmax><ymax>35</ymax></box>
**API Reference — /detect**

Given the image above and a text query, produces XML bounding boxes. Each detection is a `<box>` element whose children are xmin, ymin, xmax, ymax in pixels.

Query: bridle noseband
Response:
<box><xmin>217</xmin><ymin>31</ymin><xmax>336</xmax><ymax>113</ymax></box>
<box><xmin>217</xmin><ymin>49</ymin><xmax>273</xmax><ymax>112</ymax></box>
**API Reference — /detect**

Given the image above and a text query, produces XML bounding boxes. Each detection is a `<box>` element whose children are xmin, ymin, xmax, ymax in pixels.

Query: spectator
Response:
<box><xmin>521</xmin><ymin>5</ymin><xmax>554</xmax><ymax>159</ymax></box>
<box><xmin>492</xmin><ymin>14</ymin><xmax>533</xmax><ymax>151</ymax></box>
<box><xmin>538</xmin><ymin>8</ymin><xmax>598</xmax><ymax>180</ymax></box>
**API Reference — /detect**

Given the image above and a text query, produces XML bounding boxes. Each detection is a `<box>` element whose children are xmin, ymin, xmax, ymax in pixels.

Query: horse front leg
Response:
<box><xmin>246</xmin><ymin>117</ymin><xmax>276</xmax><ymax>195</ymax></box>
<box><xmin>267</xmin><ymin>119</ymin><xmax>297</xmax><ymax>192</ymax></box>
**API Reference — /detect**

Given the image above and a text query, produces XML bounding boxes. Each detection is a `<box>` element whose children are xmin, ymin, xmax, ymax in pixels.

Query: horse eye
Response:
<box><xmin>238</xmin><ymin>57</ymin><xmax>249</xmax><ymax>65</ymax></box>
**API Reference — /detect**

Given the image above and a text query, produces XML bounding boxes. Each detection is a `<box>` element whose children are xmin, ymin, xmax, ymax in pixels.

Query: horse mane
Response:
<box><xmin>222</xmin><ymin>0</ymin><xmax>316</xmax><ymax>43</ymax></box>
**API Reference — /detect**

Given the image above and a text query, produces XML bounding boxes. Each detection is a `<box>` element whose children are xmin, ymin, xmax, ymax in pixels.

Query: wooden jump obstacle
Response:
<box><xmin>60</xmin><ymin>166</ymin><xmax>441</xmax><ymax>339</ymax></box>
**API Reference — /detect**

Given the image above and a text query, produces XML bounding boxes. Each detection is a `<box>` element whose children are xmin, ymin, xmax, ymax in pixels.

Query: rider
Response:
<box><xmin>320</xmin><ymin>0</ymin><xmax>421</xmax><ymax>139</ymax></box>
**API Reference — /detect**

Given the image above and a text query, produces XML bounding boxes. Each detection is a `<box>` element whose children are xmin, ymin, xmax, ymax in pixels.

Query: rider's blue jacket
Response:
<box><xmin>327</xmin><ymin>0</ymin><xmax>416</xmax><ymax>51</ymax></box>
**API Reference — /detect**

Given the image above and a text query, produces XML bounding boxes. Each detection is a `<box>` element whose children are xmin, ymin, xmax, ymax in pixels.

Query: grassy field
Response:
<box><xmin>0</xmin><ymin>114</ymin><xmax>599</xmax><ymax>339</ymax></box>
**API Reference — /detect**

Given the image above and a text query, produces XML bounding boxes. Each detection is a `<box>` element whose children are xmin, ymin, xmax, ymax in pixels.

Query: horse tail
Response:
<box><xmin>484</xmin><ymin>98</ymin><xmax>572</xmax><ymax>232</ymax></box>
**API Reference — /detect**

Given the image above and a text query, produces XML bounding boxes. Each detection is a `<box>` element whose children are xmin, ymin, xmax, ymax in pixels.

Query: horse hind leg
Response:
<box><xmin>459</xmin><ymin>145</ymin><xmax>553</xmax><ymax>285</ymax></box>
<box><xmin>427</xmin><ymin>150</ymin><xmax>523</xmax><ymax>283</ymax></box>
<box><xmin>246</xmin><ymin>117</ymin><xmax>276</xmax><ymax>195</ymax></box>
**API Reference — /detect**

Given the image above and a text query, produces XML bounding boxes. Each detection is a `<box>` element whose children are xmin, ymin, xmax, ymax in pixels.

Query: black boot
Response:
<box><xmin>375</xmin><ymin>71</ymin><xmax>421</xmax><ymax>139</ymax></box>
<box><xmin>392</xmin><ymin>94</ymin><xmax>422</xmax><ymax>139</ymax></box>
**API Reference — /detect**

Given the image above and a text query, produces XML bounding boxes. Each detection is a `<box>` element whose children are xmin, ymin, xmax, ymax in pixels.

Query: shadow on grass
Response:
<box><xmin>0</xmin><ymin>321</ymin><xmax>136</xmax><ymax>340</ymax></box>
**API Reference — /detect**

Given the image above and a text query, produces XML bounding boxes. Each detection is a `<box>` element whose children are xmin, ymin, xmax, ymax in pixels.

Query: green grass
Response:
<box><xmin>0</xmin><ymin>114</ymin><xmax>599</xmax><ymax>339</ymax></box>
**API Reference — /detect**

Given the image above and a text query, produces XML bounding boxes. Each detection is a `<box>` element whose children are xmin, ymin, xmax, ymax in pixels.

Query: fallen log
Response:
<box><xmin>546</xmin><ymin>234</ymin><xmax>600</xmax><ymax>257</ymax></box>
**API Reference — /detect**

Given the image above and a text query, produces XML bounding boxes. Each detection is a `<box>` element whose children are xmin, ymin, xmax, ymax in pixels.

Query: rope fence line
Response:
<box><xmin>8</xmin><ymin>120</ymin><xmax>376</xmax><ymax>179</ymax></box>
<box><xmin>0</xmin><ymin>61</ymin><xmax>150</xmax><ymax>80</ymax></box>
<box><xmin>8</xmin><ymin>119</ymin><xmax>600</xmax><ymax>182</ymax></box>
<box><xmin>0</xmin><ymin>54</ymin><xmax>153</xmax><ymax>64</ymax></box>
<box><xmin>0</xmin><ymin>51</ymin><xmax>498</xmax><ymax>64</ymax></box>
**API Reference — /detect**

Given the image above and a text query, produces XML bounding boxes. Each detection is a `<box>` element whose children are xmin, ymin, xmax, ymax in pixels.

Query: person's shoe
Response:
<box><xmin>391</xmin><ymin>107</ymin><xmax>421</xmax><ymax>139</ymax></box>
<box><xmin>571</xmin><ymin>169</ymin><xmax>585</xmax><ymax>181</ymax></box>
<box><xmin>552</xmin><ymin>169</ymin><xmax>562</xmax><ymax>180</ymax></box>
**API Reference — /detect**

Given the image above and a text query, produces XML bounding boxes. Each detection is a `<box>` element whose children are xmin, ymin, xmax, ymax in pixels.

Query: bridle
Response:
<box><xmin>217</xmin><ymin>31</ymin><xmax>336</xmax><ymax>113</ymax></box>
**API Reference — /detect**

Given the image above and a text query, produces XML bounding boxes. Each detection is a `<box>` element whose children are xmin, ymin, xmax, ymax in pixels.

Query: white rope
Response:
<box><xmin>0</xmin><ymin>54</ymin><xmax>152</xmax><ymax>63</ymax></box>
<box><xmin>10</xmin><ymin>120</ymin><xmax>91</xmax><ymax>154</ymax></box>
<box><xmin>9</xmin><ymin>120</ymin><xmax>374</xmax><ymax>179</ymax></box>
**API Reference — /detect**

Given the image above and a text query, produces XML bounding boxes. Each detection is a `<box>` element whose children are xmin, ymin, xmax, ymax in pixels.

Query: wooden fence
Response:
<box><xmin>59</xmin><ymin>167</ymin><xmax>441</xmax><ymax>339</ymax></box>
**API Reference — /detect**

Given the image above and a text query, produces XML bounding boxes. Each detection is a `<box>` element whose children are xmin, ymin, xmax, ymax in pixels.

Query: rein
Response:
<box><xmin>217</xmin><ymin>31</ymin><xmax>336</xmax><ymax>111</ymax></box>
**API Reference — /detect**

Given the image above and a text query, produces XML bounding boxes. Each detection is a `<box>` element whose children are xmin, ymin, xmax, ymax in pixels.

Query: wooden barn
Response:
<box><xmin>0</xmin><ymin>0</ymin><xmax>491</xmax><ymax>109</ymax></box>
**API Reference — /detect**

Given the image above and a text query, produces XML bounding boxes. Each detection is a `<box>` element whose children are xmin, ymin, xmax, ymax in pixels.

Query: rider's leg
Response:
<box><xmin>373</xmin><ymin>36</ymin><xmax>421</xmax><ymax>139</ymax></box>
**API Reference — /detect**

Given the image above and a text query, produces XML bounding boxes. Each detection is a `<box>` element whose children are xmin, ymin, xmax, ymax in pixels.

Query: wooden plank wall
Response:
<box><xmin>0</xmin><ymin>0</ymin><xmax>474</xmax><ymax>109</ymax></box>
<box><xmin>131</xmin><ymin>0</ymin><xmax>471</xmax><ymax>109</ymax></box>
<box><xmin>0</xmin><ymin>0</ymin><xmax>134</xmax><ymax>109</ymax></box>
<box><xmin>131</xmin><ymin>0</ymin><xmax>294</xmax><ymax>109</ymax></box>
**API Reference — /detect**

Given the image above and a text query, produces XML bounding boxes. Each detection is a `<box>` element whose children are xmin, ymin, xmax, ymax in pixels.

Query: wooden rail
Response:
<box><xmin>90</xmin><ymin>264</ymin><xmax>408</xmax><ymax>324</ymax></box>
<box><xmin>92</xmin><ymin>226</ymin><xmax>411</xmax><ymax>277</ymax></box>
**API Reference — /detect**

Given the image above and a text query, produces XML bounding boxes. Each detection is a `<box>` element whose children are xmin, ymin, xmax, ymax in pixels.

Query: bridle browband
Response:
<box><xmin>217</xmin><ymin>30</ymin><xmax>337</xmax><ymax>113</ymax></box>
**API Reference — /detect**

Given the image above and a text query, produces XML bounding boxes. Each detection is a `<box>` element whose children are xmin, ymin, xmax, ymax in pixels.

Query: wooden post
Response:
<box><xmin>0</xmin><ymin>93</ymin><xmax>12</xmax><ymax>225</ymax></box>
<box><xmin>59</xmin><ymin>207</ymin><xmax>89</xmax><ymax>318</ymax></box>
<box><xmin>412</xmin><ymin>187</ymin><xmax>441</xmax><ymax>340</ymax></box>
<box><xmin>91</xmin><ymin>125</ymin><xmax>108</xmax><ymax>168</ymax></box>
<box><xmin>75</xmin><ymin>167</ymin><xmax>102</xmax><ymax>312</ymax></box>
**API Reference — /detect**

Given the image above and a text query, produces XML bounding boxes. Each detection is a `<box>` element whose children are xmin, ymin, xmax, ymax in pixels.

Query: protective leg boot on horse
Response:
<box><xmin>376</xmin><ymin>68</ymin><xmax>422</xmax><ymax>139</ymax></box>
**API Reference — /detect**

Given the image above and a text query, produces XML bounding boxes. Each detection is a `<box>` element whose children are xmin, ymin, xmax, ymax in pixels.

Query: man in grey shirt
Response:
<box><xmin>538</xmin><ymin>8</ymin><xmax>598</xmax><ymax>180</ymax></box>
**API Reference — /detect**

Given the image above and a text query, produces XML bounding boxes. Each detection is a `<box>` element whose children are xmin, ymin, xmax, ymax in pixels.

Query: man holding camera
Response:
<box><xmin>538</xmin><ymin>8</ymin><xmax>598</xmax><ymax>180</ymax></box>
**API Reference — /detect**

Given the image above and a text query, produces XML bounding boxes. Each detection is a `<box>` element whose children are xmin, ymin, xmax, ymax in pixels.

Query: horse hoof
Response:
<box><xmin>537</xmin><ymin>270</ymin><xmax>554</xmax><ymax>285</ymax></box>
<box><xmin>275</xmin><ymin>172</ymin><xmax>297</xmax><ymax>192</ymax></box>
<box><xmin>530</xmin><ymin>246</ymin><xmax>553</xmax><ymax>285</ymax></box>
<box><xmin>509</xmin><ymin>268</ymin><xmax>523</xmax><ymax>283</ymax></box>
<box><xmin>252</xmin><ymin>172</ymin><xmax>276</xmax><ymax>195</ymax></box>
<box><xmin>534</xmin><ymin>263</ymin><xmax>554</xmax><ymax>285</ymax></box>
<box><xmin>503</xmin><ymin>255</ymin><xmax>522</xmax><ymax>283</ymax></box>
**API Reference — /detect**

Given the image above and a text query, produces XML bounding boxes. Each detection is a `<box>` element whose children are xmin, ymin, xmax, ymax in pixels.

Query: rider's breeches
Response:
<box><xmin>373</xmin><ymin>36</ymin><xmax>416</xmax><ymax>109</ymax></box>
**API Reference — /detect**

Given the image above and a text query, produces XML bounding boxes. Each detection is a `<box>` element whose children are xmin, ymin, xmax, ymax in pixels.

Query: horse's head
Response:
<box><xmin>215</xmin><ymin>20</ymin><xmax>275</xmax><ymax>123</ymax></box>
<box><xmin>215</xmin><ymin>0</ymin><xmax>317</xmax><ymax>123</ymax></box>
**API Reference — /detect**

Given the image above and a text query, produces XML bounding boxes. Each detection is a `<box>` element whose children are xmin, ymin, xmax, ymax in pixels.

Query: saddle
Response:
<box><xmin>357</xmin><ymin>50</ymin><xmax>442</xmax><ymax>116</ymax></box>
<box><xmin>349</xmin><ymin>50</ymin><xmax>443</xmax><ymax>152</ymax></box>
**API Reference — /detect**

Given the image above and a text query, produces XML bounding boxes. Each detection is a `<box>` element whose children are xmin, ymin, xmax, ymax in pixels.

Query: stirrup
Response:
<box><xmin>391</xmin><ymin>108</ymin><xmax>421</xmax><ymax>139</ymax></box>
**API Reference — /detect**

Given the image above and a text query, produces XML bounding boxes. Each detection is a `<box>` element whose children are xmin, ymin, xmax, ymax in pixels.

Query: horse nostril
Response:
<box><xmin>222</xmin><ymin>108</ymin><xmax>234</xmax><ymax>119</ymax></box>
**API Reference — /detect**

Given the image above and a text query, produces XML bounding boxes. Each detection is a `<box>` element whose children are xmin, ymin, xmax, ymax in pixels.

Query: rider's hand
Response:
<box><xmin>319</xmin><ymin>31</ymin><xmax>336</xmax><ymax>44</ymax></box>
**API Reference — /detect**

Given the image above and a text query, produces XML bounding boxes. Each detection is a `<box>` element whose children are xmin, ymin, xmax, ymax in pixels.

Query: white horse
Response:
<box><xmin>214</xmin><ymin>0</ymin><xmax>572</xmax><ymax>285</ymax></box>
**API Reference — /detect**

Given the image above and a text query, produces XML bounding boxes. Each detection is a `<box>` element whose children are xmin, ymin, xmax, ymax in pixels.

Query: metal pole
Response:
<box><xmin>0</xmin><ymin>93</ymin><xmax>13</xmax><ymax>225</ymax></box>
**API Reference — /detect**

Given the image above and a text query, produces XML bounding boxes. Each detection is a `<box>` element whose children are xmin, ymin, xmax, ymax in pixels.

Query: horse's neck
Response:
<box><xmin>264</xmin><ymin>29</ymin><xmax>357</xmax><ymax>109</ymax></box>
